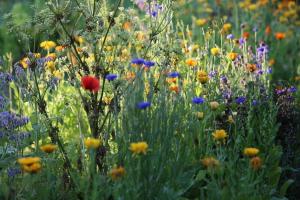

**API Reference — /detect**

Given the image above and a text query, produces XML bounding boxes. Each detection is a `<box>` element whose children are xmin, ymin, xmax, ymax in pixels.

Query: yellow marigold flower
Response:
<box><xmin>243</xmin><ymin>147</ymin><xmax>259</xmax><ymax>157</ymax></box>
<box><xmin>227</xmin><ymin>115</ymin><xmax>234</xmax><ymax>124</ymax></box>
<box><xmin>169</xmin><ymin>84</ymin><xmax>180</xmax><ymax>93</ymax></box>
<box><xmin>18</xmin><ymin>157</ymin><xmax>41</xmax><ymax>166</ymax></box>
<box><xmin>22</xmin><ymin>162</ymin><xmax>42</xmax><ymax>173</ymax></box>
<box><xmin>268</xmin><ymin>59</ymin><xmax>275</xmax><ymax>66</ymax></box>
<box><xmin>55</xmin><ymin>45</ymin><xmax>65</xmax><ymax>52</ymax></box>
<box><xmin>222</xmin><ymin>23</ymin><xmax>232</xmax><ymax>33</ymax></box>
<box><xmin>129</xmin><ymin>141</ymin><xmax>148</xmax><ymax>155</ymax></box>
<box><xmin>75</xmin><ymin>36</ymin><xmax>84</xmax><ymax>44</ymax></box>
<box><xmin>53</xmin><ymin>70</ymin><xmax>63</xmax><ymax>79</ymax></box>
<box><xmin>185</xmin><ymin>58</ymin><xmax>197</xmax><ymax>67</ymax></box>
<box><xmin>20</xmin><ymin>57</ymin><xmax>29</xmax><ymax>69</ymax></box>
<box><xmin>40</xmin><ymin>41</ymin><xmax>56</xmax><ymax>50</ymax></box>
<box><xmin>210</xmin><ymin>47</ymin><xmax>220</xmax><ymax>56</ymax></box>
<box><xmin>40</xmin><ymin>144</ymin><xmax>57</xmax><ymax>153</ymax></box>
<box><xmin>295</xmin><ymin>76</ymin><xmax>300</xmax><ymax>81</ymax></box>
<box><xmin>109</xmin><ymin>166</ymin><xmax>126</xmax><ymax>180</ymax></box>
<box><xmin>212</xmin><ymin>129</ymin><xmax>228</xmax><ymax>141</ymax></box>
<box><xmin>125</xmin><ymin>72</ymin><xmax>136</xmax><ymax>81</ymax></box>
<box><xmin>201</xmin><ymin>156</ymin><xmax>219</xmax><ymax>168</ymax></box>
<box><xmin>84</xmin><ymin>137</ymin><xmax>101</xmax><ymax>149</ymax></box>
<box><xmin>210</xmin><ymin>101</ymin><xmax>219</xmax><ymax>110</ymax></box>
<box><xmin>46</xmin><ymin>53</ymin><xmax>57</xmax><ymax>60</ymax></box>
<box><xmin>45</xmin><ymin>61</ymin><xmax>56</xmax><ymax>72</ymax></box>
<box><xmin>197</xmin><ymin>70</ymin><xmax>209</xmax><ymax>84</ymax></box>
<box><xmin>34</xmin><ymin>53</ymin><xmax>41</xmax><ymax>59</ymax></box>
<box><xmin>227</xmin><ymin>52</ymin><xmax>238</xmax><ymax>60</ymax></box>
<box><xmin>250</xmin><ymin>156</ymin><xmax>262</xmax><ymax>170</ymax></box>
<box><xmin>196</xmin><ymin>112</ymin><xmax>204</xmax><ymax>120</ymax></box>
<box><xmin>248</xmin><ymin>4</ymin><xmax>258</xmax><ymax>10</ymax></box>
<box><xmin>196</xmin><ymin>18</ymin><xmax>207</xmax><ymax>26</ymax></box>
<box><xmin>123</xmin><ymin>21</ymin><xmax>132</xmax><ymax>31</ymax></box>
<box><xmin>103</xmin><ymin>96</ymin><xmax>113</xmax><ymax>105</ymax></box>
<box><xmin>166</xmin><ymin>77</ymin><xmax>177</xmax><ymax>84</ymax></box>
<box><xmin>136</xmin><ymin>31</ymin><xmax>145</xmax><ymax>41</ymax></box>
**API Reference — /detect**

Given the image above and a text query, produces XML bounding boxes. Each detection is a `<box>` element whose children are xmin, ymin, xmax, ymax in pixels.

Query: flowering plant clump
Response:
<box><xmin>0</xmin><ymin>0</ymin><xmax>299</xmax><ymax>199</ymax></box>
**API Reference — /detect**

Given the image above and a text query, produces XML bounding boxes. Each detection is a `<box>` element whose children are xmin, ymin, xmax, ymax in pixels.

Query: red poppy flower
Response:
<box><xmin>81</xmin><ymin>75</ymin><xmax>100</xmax><ymax>92</ymax></box>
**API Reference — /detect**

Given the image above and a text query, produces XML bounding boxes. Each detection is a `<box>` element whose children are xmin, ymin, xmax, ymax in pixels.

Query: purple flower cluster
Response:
<box><xmin>0</xmin><ymin>72</ymin><xmax>13</xmax><ymax>86</ymax></box>
<box><xmin>131</xmin><ymin>58</ymin><xmax>155</xmax><ymax>68</ymax></box>
<box><xmin>0</xmin><ymin>111</ymin><xmax>29</xmax><ymax>130</ymax></box>
<box><xmin>134</xmin><ymin>0</ymin><xmax>163</xmax><ymax>17</ymax></box>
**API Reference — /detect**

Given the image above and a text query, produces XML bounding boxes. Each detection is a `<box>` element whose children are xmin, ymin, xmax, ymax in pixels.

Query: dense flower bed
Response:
<box><xmin>0</xmin><ymin>0</ymin><xmax>299</xmax><ymax>199</ymax></box>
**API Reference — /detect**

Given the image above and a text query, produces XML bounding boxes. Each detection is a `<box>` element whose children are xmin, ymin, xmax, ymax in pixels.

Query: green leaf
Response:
<box><xmin>279</xmin><ymin>179</ymin><xmax>294</xmax><ymax>197</ymax></box>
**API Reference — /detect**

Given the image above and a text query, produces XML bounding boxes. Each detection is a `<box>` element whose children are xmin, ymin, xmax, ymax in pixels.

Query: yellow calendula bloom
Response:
<box><xmin>197</xmin><ymin>70</ymin><xmax>209</xmax><ymax>84</ymax></box>
<box><xmin>196</xmin><ymin>18</ymin><xmax>207</xmax><ymax>26</ymax></box>
<box><xmin>243</xmin><ymin>147</ymin><xmax>259</xmax><ymax>157</ymax></box>
<box><xmin>210</xmin><ymin>101</ymin><xmax>219</xmax><ymax>110</ymax></box>
<box><xmin>185</xmin><ymin>58</ymin><xmax>197</xmax><ymax>67</ymax></box>
<box><xmin>222</xmin><ymin>23</ymin><xmax>232</xmax><ymax>33</ymax></box>
<box><xmin>212</xmin><ymin>129</ymin><xmax>228</xmax><ymax>141</ymax></box>
<box><xmin>129</xmin><ymin>141</ymin><xmax>148</xmax><ymax>155</ymax></box>
<box><xmin>40</xmin><ymin>144</ymin><xmax>57</xmax><ymax>153</ymax></box>
<box><xmin>40</xmin><ymin>41</ymin><xmax>56</xmax><ymax>50</ymax></box>
<box><xmin>34</xmin><ymin>53</ymin><xmax>41</xmax><ymax>59</ymax></box>
<box><xmin>227</xmin><ymin>52</ymin><xmax>238</xmax><ymax>60</ymax></box>
<box><xmin>46</xmin><ymin>53</ymin><xmax>57</xmax><ymax>60</ymax></box>
<box><xmin>227</xmin><ymin>115</ymin><xmax>234</xmax><ymax>124</ymax></box>
<box><xmin>18</xmin><ymin>157</ymin><xmax>41</xmax><ymax>166</ymax></box>
<box><xmin>84</xmin><ymin>137</ymin><xmax>101</xmax><ymax>149</ymax></box>
<box><xmin>196</xmin><ymin>112</ymin><xmax>204</xmax><ymax>120</ymax></box>
<box><xmin>211</xmin><ymin>47</ymin><xmax>220</xmax><ymax>56</ymax></box>
<box><xmin>22</xmin><ymin>162</ymin><xmax>42</xmax><ymax>173</ymax></box>
<box><xmin>75</xmin><ymin>36</ymin><xmax>84</xmax><ymax>44</ymax></box>
<box><xmin>109</xmin><ymin>166</ymin><xmax>126</xmax><ymax>180</ymax></box>
<box><xmin>45</xmin><ymin>61</ymin><xmax>56</xmax><ymax>72</ymax></box>
<box><xmin>20</xmin><ymin>57</ymin><xmax>30</xmax><ymax>69</ymax></box>
<box><xmin>53</xmin><ymin>70</ymin><xmax>63</xmax><ymax>79</ymax></box>
<box><xmin>201</xmin><ymin>156</ymin><xmax>220</xmax><ymax>168</ymax></box>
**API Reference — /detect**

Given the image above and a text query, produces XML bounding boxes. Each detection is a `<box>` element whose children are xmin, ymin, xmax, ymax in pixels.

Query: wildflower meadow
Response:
<box><xmin>0</xmin><ymin>0</ymin><xmax>299</xmax><ymax>199</ymax></box>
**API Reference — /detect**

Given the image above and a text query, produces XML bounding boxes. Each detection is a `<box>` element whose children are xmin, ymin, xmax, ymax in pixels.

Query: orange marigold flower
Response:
<box><xmin>109</xmin><ymin>166</ymin><xmax>126</xmax><ymax>180</ymax></box>
<box><xmin>250</xmin><ymin>156</ymin><xmax>262</xmax><ymax>170</ymax></box>
<box><xmin>265</xmin><ymin>25</ymin><xmax>272</xmax><ymax>35</ymax></box>
<box><xmin>197</xmin><ymin>70</ymin><xmax>209</xmax><ymax>84</ymax></box>
<box><xmin>185</xmin><ymin>58</ymin><xmax>197</xmax><ymax>67</ymax></box>
<box><xmin>169</xmin><ymin>85</ymin><xmax>180</xmax><ymax>93</ymax></box>
<box><xmin>40</xmin><ymin>144</ymin><xmax>57</xmax><ymax>153</ymax></box>
<box><xmin>247</xmin><ymin>63</ymin><xmax>257</xmax><ymax>72</ymax></box>
<box><xmin>227</xmin><ymin>52</ymin><xmax>238</xmax><ymax>61</ymax></box>
<box><xmin>201</xmin><ymin>156</ymin><xmax>220</xmax><ymax>168</ymax></box>
<box><xmin>275</xmin><ymin>32</ymin><xmax>286</xmax><ymax>40</ymax></box>
<box><xmin>243</xmin><ymin>32</ymin><xmax>250</xmax><ymax>39</ymax></box>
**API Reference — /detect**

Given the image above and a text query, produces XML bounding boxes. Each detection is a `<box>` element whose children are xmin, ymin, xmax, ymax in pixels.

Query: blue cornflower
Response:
<box><xmin>192</xmin><ymin>97</ymin><xmax>205</xmax><ymax>104</ymax></box>
<box><xmin>227</xmin><ymin>34</ymin><xmax>234</xmax><ymax>39</ymax></box>
<box><xmin>143</xmin><ymin>60</ymin><xmax>155</xmax><ymax>68</ymax></box>
<box><xmin>168</xmin><ymin>72</ymin><xmax>180</xmax><ymax>78</ymax></box>
<box><xmin>7</xmin><ymin>168</ymin><xmax>21</xmax><ymax>178</ymax></box>
<box><xmin>208</xmin><ymin>70</ymin><xmax>218</xmax><ymax>78</ymax></box>
<box><xmin>236</xmin><ymin>96</ymin><xmax>246</xmax><ymax>104</ymax></box>
<box><xmin>105</xmin><ymin>74</ymin><xmax>118</xmax><ymax>81</ymax></box>
<box><xmin>137</xmin><ymin>101</ymin><xmax>151</xmax><ymax>109</ymax></box>
<box><xmin>288</xmin><ymin>86</ymin><xmax>297</xmax><ymax>93</ymax></box>
<box><xmin>131</xmin><ymin>58</ymin><xmax>145</xmax><ymax>65</ymax></box>
<box><xmin>252</xmin><ymin>100</ymin><xmax>258</xmax><ymax>106</ymax></box>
